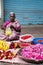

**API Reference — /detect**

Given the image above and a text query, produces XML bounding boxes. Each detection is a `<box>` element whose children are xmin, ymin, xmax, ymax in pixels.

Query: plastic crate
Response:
<box><xmin>33</xmin><ymin>38</ymin><xmax>43</xmax><ymax>44</ymax></box>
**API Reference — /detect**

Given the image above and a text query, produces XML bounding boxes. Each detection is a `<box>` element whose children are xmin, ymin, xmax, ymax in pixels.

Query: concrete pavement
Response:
<box><xmin>21</xmin><ymin>25</ymin><xmax>43</xmax><ymax>37</ymax></box>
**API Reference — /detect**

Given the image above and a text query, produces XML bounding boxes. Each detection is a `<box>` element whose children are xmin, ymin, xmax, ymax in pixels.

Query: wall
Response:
<box><xmin>0</xmin><ymin>0</ymin><xmax>1</xmax><ymax>18</ymax></box>
<box><xmin>0</xmin><ymin>0</ymin><xmax>3</xmax><ymax>25</ymax></box>
<box><xmin>4</xmin><ymin>0</ymin><xmax>43</xmax><ymax>25</ymax></box>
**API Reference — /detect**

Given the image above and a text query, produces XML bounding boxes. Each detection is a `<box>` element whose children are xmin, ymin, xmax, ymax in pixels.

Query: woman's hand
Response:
<box><xmin>10</xmin><ymin>25</ymin><xmax>16</xmax><ymax>31</ymax></box>
<box><xmin>10</xmin><ymin>25</ymin><xmax>14</xmax><ymax>29</ymax></box>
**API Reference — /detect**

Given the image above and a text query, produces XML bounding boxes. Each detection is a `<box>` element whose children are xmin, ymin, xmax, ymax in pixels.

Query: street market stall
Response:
<box><xmin>0</xmin><ymin>33</ymin><xmax>43</xmax><ymax>65</ymax></box>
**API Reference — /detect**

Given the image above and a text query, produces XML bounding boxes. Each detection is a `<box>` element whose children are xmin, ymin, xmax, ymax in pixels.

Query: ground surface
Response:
<box><xmin>21</xmin><ymin>25</ymin><xmax>43</xmax><ymax>37</ymax></box>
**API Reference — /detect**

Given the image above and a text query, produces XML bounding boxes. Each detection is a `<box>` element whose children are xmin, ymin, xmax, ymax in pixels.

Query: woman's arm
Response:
<box><xmin>10</xmin><ymin>22</ymin><xmax>21</xmax><ymax>32</ymax></box>
<box><xmin>1</xmin><ymin>25</ymin><xmax>5</xmax><ymax>30</ymax></box>
<box><xmin>15</xmin><ymin>22</ymin><xmax>21</xmax><ymax>35</ymax></box>
<box><xmin>3</xmin><ymin>20</ymin><xmax>10</xmax><ymax>29</ymax></box>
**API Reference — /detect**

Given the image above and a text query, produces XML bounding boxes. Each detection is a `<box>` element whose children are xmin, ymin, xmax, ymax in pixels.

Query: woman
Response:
<box><xmin>1</xmin><ymin>12</ymin><xmax>21</xmax><ymax>41</ymax></box>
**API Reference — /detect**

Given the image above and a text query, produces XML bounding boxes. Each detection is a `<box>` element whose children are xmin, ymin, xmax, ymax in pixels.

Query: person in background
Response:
<box><xmin>1</xmin><ymin>12</ymin><xmax>21</xmax><ymax>41</ymax></box>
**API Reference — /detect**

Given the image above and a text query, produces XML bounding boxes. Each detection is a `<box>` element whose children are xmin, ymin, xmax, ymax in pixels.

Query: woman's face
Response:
<box><xmin>10</xmin><ymin>14</ymin><xmax>15</xmax><ymax>22</ymax></box>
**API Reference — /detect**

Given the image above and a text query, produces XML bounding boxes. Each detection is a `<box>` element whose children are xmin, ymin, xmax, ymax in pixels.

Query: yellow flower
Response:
<box><xmin>0</xmin><ymin>40</ymin><xmax>9</xmax><ymax>51</ymax></box>
<box><xmin>5</xmin><ymin>28</ymin><xmax>12</xmax><ymax>36</ymax></box>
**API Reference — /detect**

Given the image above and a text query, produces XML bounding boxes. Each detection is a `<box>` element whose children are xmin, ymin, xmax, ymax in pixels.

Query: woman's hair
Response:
<box><xmin>10</xmin><ymin>12</ymin><xmax>15</xmax><ymax>18</ymax></box>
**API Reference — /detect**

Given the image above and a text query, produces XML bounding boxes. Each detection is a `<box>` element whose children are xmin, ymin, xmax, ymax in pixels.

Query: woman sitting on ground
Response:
<box><xmin>1</xmin><ymin>12</ymin><xmax>21</xmax><ymax>41</ymax></box>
